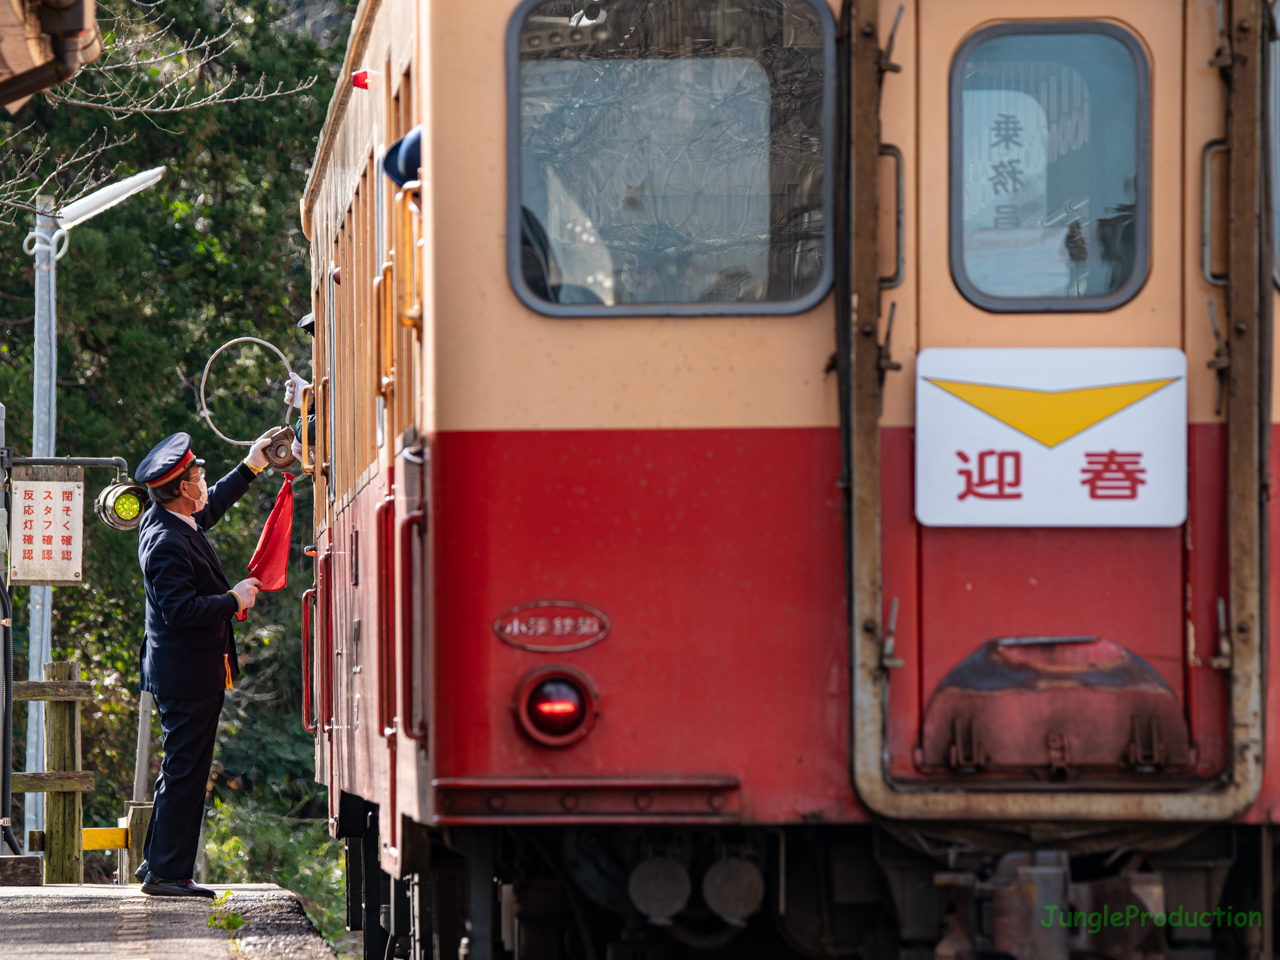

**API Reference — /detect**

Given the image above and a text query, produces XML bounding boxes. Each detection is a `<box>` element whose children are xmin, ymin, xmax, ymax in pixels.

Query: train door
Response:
<box><xmin>849</xmin><ymin>0</ymin><xmax>1270</xmax><ymax>817</ymax></box>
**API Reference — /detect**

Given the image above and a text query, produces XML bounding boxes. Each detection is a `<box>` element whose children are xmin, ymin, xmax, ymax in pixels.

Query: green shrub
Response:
<box><xmin>201</xmin><ymin>797</ymin><xmax>359</xmax><ymax>955</ymax></box>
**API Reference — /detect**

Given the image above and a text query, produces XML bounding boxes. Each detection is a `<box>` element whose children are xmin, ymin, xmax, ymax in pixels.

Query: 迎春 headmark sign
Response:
<box><xmin>915</xmin><ymin>348</ymin><xmax>1187</xmax><ymax>527</ymax></box>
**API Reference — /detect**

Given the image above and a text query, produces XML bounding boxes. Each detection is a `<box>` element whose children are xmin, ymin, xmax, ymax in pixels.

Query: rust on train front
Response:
<box><xmin>917</xmin><ymin>637</ymin><xmax>1192</xmax><ymax>783</ymax></box>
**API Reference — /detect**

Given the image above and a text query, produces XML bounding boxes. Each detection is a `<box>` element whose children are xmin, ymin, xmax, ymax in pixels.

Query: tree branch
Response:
<box><xmin>0</xmin><ymin>3</ymin><xmax>320</xmax><ymax>221</ymax></box>
<box><xmin>0</xmin><ymin>127</ymin><xmax>134</xmax><ymax>227</ymax></box>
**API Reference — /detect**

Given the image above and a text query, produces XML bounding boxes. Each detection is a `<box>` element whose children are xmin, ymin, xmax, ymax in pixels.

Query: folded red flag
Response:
<box><xmin>235</xmin><ymin>473</ymin><xmax>295</xmax><ymax>621</ymax></box>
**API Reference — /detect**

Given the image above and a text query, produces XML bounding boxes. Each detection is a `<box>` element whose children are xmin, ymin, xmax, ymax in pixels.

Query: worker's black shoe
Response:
<box><xmin>141</xmin><ymin>874</ymin><xmax>216</xmax><ymax>898</ymax></box>
<box><xmin>133</xmin><ymin>859</ymin><xmax>148</xmax><ymax>882</ymax></box>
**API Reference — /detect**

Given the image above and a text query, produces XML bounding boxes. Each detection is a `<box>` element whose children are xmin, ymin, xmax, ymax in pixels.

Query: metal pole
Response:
<box><xmin>131</xmin><ymin>691</ymin><xmax>153</xmax><ymax>802</ymax></box>
<box><xmin>24</xmin><ymin>198</ymin><xmax>60</xmax><ymax>850</ymax></box>
<box><xmin>0</xmin><ymin>400</ymin><xmax>14</xmax><ymax>858</ymax></box>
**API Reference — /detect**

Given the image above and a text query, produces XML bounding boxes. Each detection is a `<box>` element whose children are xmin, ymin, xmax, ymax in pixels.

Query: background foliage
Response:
<box><xmin>0</xmin><ymin>0</ymin><xmax>354</xmax><ymax>946</ymax></box>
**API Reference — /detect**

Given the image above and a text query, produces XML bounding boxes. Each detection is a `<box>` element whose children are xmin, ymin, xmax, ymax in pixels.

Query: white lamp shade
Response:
<box><xmin>57</xmin><ymin>167</ymin><xmax>166</xmax><ymax>230</ymax></box>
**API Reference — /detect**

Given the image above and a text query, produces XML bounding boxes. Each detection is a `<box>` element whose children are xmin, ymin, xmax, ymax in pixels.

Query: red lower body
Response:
<box><xmin>433</xmin><ymin>427</ymin><xmax>857</xmax><ymax>823</ymax></box>
<box><xmin>423</xmin><ymin>424</ymin><xmax>1280</xmax><ymax>822</ymax></box>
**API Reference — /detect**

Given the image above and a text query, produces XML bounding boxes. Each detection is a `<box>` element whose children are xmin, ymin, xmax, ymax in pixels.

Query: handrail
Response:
<box><xmin>299</xmin><ymin>385</ymin><xmax>314</xmax><ymax>476</ymax></box>
<box><xmin>374</xmin><ymin>476</ymin><xmax>399</xmax><ymax>854</ymax></box>
<box><xmin>319</xmin><ymin>376</ymin><xmax>330</xmax><ymax>482</ymax></box>
<box><xmin>400</xmin><ymin>509</ymin><xmax>427</xmax><ymax>744</ymax></box>
<box><xmin>1203</xmin><ymin>139</ymin><xmax>1229</xmax><ymax>287</ymax></box>
<box><xmin>394</xmin><ymin>182</ymin><xmax>423</xmax><ymax>332</ymax></box>
<box><xmin>879</xmin><ymin>144</ymin><xmax>904</xmax><ymax>289</ymax></box>
<box><xmin>301</xmin><ymin>588</ymin><xmax>317</xmax><ymax>734</ymax></box>
<box><xmin>378</xmin><ymin>262</ymin><xmax>395</xmax><ymax>399</ymax></box>
<box><xmin>319</xmin><ymin>553</ymin><xmax>333</xmax><ymax>734</ymax></box>
<box><xmin>375</xmin><ymin>490</ymin><xmax>397</xmax><ymax>739</ymax></box>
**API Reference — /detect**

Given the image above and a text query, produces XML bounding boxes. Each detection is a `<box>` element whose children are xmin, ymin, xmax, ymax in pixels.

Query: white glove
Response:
<box><xmin>291</xmin><ymin>437</ymin><xmax>304</xmax><ymax>462</ymax></box>
<box><xmin>246</xmin><ymin>430</ymin><xmax>275</xmax><ymax>469</ymax></box>
<box><xmin>230</xmin><ymin>577</ymin><xmax>261</xmax><ymax>612</ymax></box>
<box><xmin>284</xmin><ymin>372</ymin><xmax>311</xmax><ymax>410</ymax></box>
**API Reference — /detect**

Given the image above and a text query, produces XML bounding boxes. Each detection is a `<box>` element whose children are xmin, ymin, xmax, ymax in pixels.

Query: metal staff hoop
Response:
<box><xmin>198</xmin><ymin>337</ymin><xmax>295</xmax><ymax>447</ymax></box>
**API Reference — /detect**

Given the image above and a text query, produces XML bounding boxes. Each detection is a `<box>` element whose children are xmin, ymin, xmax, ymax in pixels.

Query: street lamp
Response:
<box><xmin>56</xmin><ymin>167</ymin><xmax>167</xmax><ymax>230</ymax></box>
<box><xmin>20</xmin><ymin>166</ymin><xmax>165</xmax><ymax>851</ymax></box>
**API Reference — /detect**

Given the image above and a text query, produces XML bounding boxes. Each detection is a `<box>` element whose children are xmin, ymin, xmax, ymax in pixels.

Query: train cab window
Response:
<box><xmin>951</xmin><ymin>24</ymin><xmax>1150</xmax><ymax>311</ymax></box>
<box><xmin>509</xmin><ymin>0</ymin><xmax>834</xmax><ymax>316</ymax></box>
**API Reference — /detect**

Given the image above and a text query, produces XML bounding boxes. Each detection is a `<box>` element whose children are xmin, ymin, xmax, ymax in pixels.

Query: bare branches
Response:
<box><xmin>0</xmin><ymin>126</ymin><xmax>134</xmax><ymax>227</ymax></box>
<box><xmin>43</xmin><ymin>6</ymin><xmax>317</xmax><ymax>118</ymax></box>
<box><xmin>0</xmin><ymin>2</ymin><xmax>320</xmax><ymax>226</ymax></box>
<box><xmin>47</xmin><ymin>67</ymin><xmax>317</xmax><ymax>118</ymax></box>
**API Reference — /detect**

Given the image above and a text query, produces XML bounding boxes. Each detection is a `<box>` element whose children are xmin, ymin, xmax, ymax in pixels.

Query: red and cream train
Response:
<box><xmin>298</xmin><ymin>0</ymin><xmax>1280</xmax><ymax>957</ymax></box>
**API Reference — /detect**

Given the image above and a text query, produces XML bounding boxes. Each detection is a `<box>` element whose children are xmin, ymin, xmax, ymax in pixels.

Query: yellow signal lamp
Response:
<box><xmin>95</xmin><ymin>482</ymin><xmax>147</xmax><ymax>531</ymax></box>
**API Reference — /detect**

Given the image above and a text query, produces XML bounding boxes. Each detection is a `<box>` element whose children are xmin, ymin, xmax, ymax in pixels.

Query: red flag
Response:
<box><xmin>235</xmin><ymin>473</ymin><xmax>295</xmax><ymax>621</ymax></box>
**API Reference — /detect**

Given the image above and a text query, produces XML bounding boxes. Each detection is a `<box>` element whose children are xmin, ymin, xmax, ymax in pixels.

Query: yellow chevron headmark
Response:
<box><xmin>925</xmin><ymin>377</ymin><xmax>1179</xmax><ymax>448</ymax></box>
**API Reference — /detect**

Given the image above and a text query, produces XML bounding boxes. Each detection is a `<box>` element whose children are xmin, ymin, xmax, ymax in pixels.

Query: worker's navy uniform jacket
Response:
<box><xmin>137</xmin><ymin>462</ymin><xmax>257</xmax><ymax>698</ymax></box>
<box><xmin>137</xmin><ymin>461</ymin><xmax>257</xmax><ymax>881</ymax></box>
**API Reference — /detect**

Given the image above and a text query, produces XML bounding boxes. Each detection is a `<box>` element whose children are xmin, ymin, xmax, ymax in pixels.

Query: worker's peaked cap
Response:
<box><xmin>383</xmin><ymin>125</ymin><xmax>422</xmax><ymax>187</ymax></box>
<box><xmin>137</xmin><ymin>432</ymin><xmax>205</xmax><ymax>488</ymax></box>
<box><xmin>297</xmin><ymin>312</ymin><xmax>315</xmax><ymax>334</ymax></box>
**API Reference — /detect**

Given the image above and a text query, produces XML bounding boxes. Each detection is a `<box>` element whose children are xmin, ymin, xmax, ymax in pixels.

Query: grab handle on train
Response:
<box><xmin>1202</xmin><ymin>139</ymin><xmax>1228</xmax><ymax>287</ymax></box>
<box><xmin>879</xmin><ymin>144</ymin><xmax>904</xmax><ymax>289</ymax></box>
<box><xmin>318</xmin><ymin>377</ymin><xmax>330</xmax><ymax>481</ymax></box>
<box><xmin>377</xmin><ymin>262</ymin><xmax>395</xmax><ymax>398</ymax></box>
<box><xmin>400</xmin><ymin>508</ymin><xmax>427</xmax><ymax>744</ymax></box>
<box><xmin>301</xmin><ymin>587</ymin><xmax>317</xmax><ymax>734</ymax></box>
<box><xmin>300</xmin><ymin>384</ymin><xmax>314</xmax><ymax>476</ymax></box>
<box><xmin>319</xmin><ymin>552</ymin><xmax>334</xmax><ymax>733</ymax></box>
<box><xmin>376</xmin><ymin>492</ymin><xmax>397</xmax><ymax>739</ymax></box>
<box><xmin>394</xmin><ymin>182</ymin><xmax>423</xmax><ymax>332</ymax></box>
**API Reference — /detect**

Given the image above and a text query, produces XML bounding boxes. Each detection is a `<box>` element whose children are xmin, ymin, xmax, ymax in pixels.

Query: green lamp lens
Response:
<box><xmin>113</xmin><ymin>492</ymin><xmax>141</xmax><ymax>521</ymax></box>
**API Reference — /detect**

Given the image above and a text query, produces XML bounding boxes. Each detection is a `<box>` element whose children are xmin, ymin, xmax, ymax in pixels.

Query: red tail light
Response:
<box><xmin>537</xmin><ymin>700</ymin><xmax>578</xmax><ymax>715</ymax></box>
<box><xmin>516</xmin><ymin>667</ymin><xmax>598</xmax><ymax>747</ymax></box>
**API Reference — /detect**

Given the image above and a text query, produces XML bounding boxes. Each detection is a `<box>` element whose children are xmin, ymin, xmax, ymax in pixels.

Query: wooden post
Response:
<box><xmin>123</xmin><ymin>802</ymin><xmax>151</xmax><ymax>884</ymax></box>
<box><xmin>43</xmin><ymin>660</ymin><xmax>82</xmax><ymax>883</ymax></box>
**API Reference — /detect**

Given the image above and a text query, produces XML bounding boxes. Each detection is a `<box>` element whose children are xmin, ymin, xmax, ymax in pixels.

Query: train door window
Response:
<box><xmin>508</xmin><ymin>0</ymin><xmax>835</xmax><ymax>316</ymax></box>
<box><xmin>950</xmin><ymin>23</ymin><xmax>1150</xmax><ymax>311</ymax></box>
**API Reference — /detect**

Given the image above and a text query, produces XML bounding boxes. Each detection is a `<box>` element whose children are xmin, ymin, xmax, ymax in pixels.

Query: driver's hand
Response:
<box><xmin>290</xmin><ymin>437</ymin><xmax>304</xmax><ymax>462</ymax></box>
<box><xmin>230</xmin><ymin>577</ymin><xmax>261</xmax><ymax>612</ymax></box>
<box><xmin>246</xmin><ymin>430</ymin><xmax>275</xmax><ymax>469</ymax></box>
<box><xmin>284</xmin><ymin>372</ymin><xmax>311</xmax><ymax>410</ymax></box>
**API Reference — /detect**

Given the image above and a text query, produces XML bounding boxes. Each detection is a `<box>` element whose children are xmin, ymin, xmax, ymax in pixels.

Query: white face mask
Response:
<box><xmin>184</xmin><ymin>476</ymin><xmax>208</xmax><ymax>512</ymax></box>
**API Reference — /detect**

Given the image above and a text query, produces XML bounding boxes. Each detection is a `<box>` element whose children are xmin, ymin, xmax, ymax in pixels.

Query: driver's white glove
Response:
<box><xmin>284</xmin><ymin>372</ymin><xmax>311</xmax><ymax>410</ymax></box>
<box><xmin>246</xmin><ymin>430</ymin><xmax>275</xmax><ymax>470</ymax></box>
<box><xmin>229</xmin><ymin>577</ymin><xmax>261</xmax><ymax>613</ymax></box>
<box><xmin>290</xmin><ymin>437</ymin><xmax>304</xmax><ymax>462</ymax></box>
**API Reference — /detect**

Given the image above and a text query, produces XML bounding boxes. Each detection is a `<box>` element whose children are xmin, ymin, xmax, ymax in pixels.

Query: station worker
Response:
<box><xmin>133</xmin><ymin>429</ymin><xmax>275</xmax><ymax>898</ymax></box>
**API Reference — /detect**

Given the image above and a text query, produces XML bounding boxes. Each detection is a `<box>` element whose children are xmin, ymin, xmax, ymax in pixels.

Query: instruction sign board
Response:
<box><xmin>915</xmin><ymin>348</ymin><xmax>1187</xmax><ymax>528</ymax></box>
<box><xmin>10</xmin><ymin>466</ymin><xmax>84</xmax><ymax>585</ymax></box>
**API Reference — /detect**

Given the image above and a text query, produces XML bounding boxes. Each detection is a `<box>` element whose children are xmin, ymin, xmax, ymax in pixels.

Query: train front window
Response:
<box><xmin>509</xmin><ymin>0</ymin><xmax>834</xmax><ymax>316</ymax></box>
<box><xmin>951</xmin><ymin>24</ymin><xmax>1150</xmax><ymax>311</ymax></box>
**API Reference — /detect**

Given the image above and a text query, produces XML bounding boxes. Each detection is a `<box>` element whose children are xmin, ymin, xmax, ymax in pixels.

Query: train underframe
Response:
<box><xmin>337</xmin><ymin>794</ymin><xmax>1272</xmax><ymax>960</ymax></box>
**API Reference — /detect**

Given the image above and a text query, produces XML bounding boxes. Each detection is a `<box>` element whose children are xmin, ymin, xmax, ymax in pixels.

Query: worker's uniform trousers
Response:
<box><xmin>142</xmin><ymin>691</ymin><xmax>225</xmax><ymax>880</ymax></box>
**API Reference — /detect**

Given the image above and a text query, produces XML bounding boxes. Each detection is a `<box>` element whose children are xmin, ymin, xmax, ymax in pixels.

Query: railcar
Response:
<box><xmin>297</xmin><ymin>0</ymin><xmax>1280</xmax><ymax>958</ymax></box>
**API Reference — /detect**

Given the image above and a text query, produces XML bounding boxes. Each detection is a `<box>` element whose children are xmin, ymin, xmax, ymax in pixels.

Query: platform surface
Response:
<box><xmin>0</xmin><ymin>882</ymin><xmax>336</xmax><ymax>958</ymax></box>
